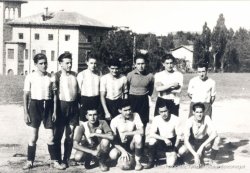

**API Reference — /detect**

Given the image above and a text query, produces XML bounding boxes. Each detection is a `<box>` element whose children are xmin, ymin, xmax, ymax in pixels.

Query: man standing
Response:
<box><xmin>23</xmin><ymin>53</ymin><xmax>64</xmax><ymax>170</ymax></box>
<box><xmin>188</xmin><ymin>63</ymin><xmax>216</xmax><ymax>117</ymax></box>
<box><xmin>109</xmin><ymin>99</ymin><xmax>144</xmax><ymax>171</ymax></box>
<box><xmin>77</xmin><ymin>56</ymin><xmax>101</xmax><ymax>121</ymax></box>
<box><xmin>100</xmin><ymin>59</ymin><xmax>128</xmax><ymax>123</ymax></box>
<box><xmin>145</xmin><ymin>100</ymin><xmax>182</xmax><ymax>168</ymax></box>
<box><xmin>53</xmin><ymin>52</ymin><xmax>79</xmax><ymax>168</ymax></box>
<box><xmin>183</xmin><ymin>102</ymin><xmax>220</xmax><ymax>167</ymax></box>
<box><xmin>73</xmin><ymin>108</ymin><xmax>113</xmax><ymax>172</ymax></box>
<box><xmin>154</xmin><ymin>54</ymin><xmax>183</xmax><ymax>116</ymax></box>
<box><xmin>127</xmin><ymin>53</ymin><xmax>154</xmax><ymax>127</ymax></box>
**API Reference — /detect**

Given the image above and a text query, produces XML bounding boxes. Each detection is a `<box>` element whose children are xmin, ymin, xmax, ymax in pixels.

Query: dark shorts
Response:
<box><xmin>154</xmin><ymin>97</ymin><xmax>179</xmax><ymax>116</ymax></box>
<box><xmin>189</xmin><ymin>135</ymin><xmax>210</xmax><ymax>151</ymax></box>
<box><xmin>129</xmin><ymin>94</ymin><xmax>149</xmax><ymax>126</ymax></box>
<box><xmin>106</xmin><ymin>98</ymin><xmax>122</xmax><ymax>118</ymax></box>
<box><xmin>56</xmin><ymin>100</ymin><xmax>79</xmax><ymax>126</ymax></box>
<box><xmin>80</xmin><ymin>96</ymin><xmax>103</xmax><ymax>121</ymax></box>
<box><xmin>28</xmin><ymin>99</ymin><xmax>54</xmax><ymax>129</ymax></box>
<box><xmin>120</xmin><ymin>136</ymin><xmax>134</xmax><ymax>154</ymax></box>
<box><xmin>154</xmin><ymin>136</ymin><xmax>177</xmax><ymax>152</ymax></box>
<box><xmin>189</xmin><ymin>102</ymin><xmax>212</xmax><ymax>118</ymax></box>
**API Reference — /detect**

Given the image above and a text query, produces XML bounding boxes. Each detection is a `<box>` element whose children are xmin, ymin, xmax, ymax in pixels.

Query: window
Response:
<box><xmin>32</xmin><ymin>49</ymin><xmax>36</xmax><ymax>58</ymax></box>
<box><xmin>8</xmin><ymin>49</ymin><xmax>14</xmax><ymax>59</ymax></box>
<box><xmin>18</xmin><ymin>33</ymin><xmax>23</xmax><ymax>39</ymax></box>
<box><xmin>25</xmin><ymin>49</ymin><xmax>28</xmax><ymax>60</ymax></box>
<box><xmin>65</xmin><ymin>35</ymin><xmax>70</xmax><ymax>41</ymax></box>
<box><xmin>51</xmin><ymin>51</ymin><xmax>55</xmax><ymax>61</ymax></box>
<box><xmin>41</xmin><ymin>50</ymin><xmax>46</xmax><ymax>55</ymax></box>
<box><xmin>34</xmin><ymin>33</ymin><xmax>40</xmax><ymax>40</ymax></box>
<box><xmin>87</xmin><ymin>35</ymin><xmax>92</xmax><ymax>43</ymax></box>
<box><xmin>48</xmin><ymin>34</ymin><xmax>53</xmax><ymax>40</ymax></box>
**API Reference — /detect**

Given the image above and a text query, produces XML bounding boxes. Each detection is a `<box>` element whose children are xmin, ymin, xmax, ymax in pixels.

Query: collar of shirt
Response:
<box><xmin>133</xmin><ymin>69</ymin><xmax>148</xmax><ymax>75</ymax></box>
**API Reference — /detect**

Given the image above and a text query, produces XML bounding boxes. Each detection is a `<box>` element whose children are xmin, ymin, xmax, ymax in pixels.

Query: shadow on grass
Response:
<box><xmin>216</xmin><ymin>137</ymin><xmax>249</xmax><ymax>164</ymax></box>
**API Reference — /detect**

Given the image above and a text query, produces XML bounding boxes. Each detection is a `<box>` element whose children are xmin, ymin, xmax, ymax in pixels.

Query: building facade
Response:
<box><xmin>2</xmin><ymin>2</ymin><xmax>112</xmax><ymax>75</ymax></box>
<box><xmin>0</xmin><ymin>0</ymin><xmax>27</xmax><ymax>75</ymax></box>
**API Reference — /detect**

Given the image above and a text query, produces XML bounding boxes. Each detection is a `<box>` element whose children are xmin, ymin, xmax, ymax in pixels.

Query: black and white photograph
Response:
<box><xmin>0</xmin><ymin>0</ymin><xmax>249</xmax><ymax>172</ymax></box>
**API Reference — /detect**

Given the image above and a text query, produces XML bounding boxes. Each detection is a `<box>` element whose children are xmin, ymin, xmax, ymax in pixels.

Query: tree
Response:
<box><xmin>222</xmin><ymin>41</ymin><xmax>240</xmax><ymax>72</ymax></box>
<box><xmin>161</xmin><ymin>33</ymin><xmax>175</xmax><ymax>51</ymax></box>
<box><xmin>211</xmin><ymin>14</ymin><xmax>228</xmax><ymax>72</ymax></box>
<box><xmin>193</xmin><ymin>22</ymin><xmax>212</xmax><ymax>69</ymax></box>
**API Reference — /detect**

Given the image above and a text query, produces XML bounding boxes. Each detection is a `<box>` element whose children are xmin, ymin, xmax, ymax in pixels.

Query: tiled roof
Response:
<box><xmin>0</xmin><ymin>0</ymin><xmax>27</xmax><ymax>3</ymax></box>
<box><xmin>8</xmin><ymin>11</ymin><xmax>113</xmax><ymax>29</ymax></box>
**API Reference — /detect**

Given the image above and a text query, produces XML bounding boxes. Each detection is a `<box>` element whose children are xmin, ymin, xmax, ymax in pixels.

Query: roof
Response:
<box><xmin>0</xmin><ymin>0</ymin><xmax>27</xmax><ymax>3</ymax></box>
<box><xmin>171</xmin><ymin>45</ymin><xmax>193</xmax><ymax>52</ymax></box>
<box><xmin>7</xmin><ymin>11</ymin><xmax>113</xmax><ymax>29</ymax></box>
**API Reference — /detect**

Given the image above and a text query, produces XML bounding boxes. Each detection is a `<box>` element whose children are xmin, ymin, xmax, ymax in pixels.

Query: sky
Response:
<box><xmin>21</xmin><ymin>0</ymin><xmax>250</xmax><ymax>36</ymax></box>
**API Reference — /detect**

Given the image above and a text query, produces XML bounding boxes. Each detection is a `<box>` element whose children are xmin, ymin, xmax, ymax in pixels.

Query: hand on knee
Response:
<box><xmin>109</xmin><ymin>149</ymin><xmax>120</xmax><ymax>160</ymax></box>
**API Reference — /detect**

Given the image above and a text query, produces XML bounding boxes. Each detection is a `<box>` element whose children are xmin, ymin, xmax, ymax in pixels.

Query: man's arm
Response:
<box><xmin>155</xmin><ymin>82</ymin><xmax>180</xmax><ymax>92</ymax></box>
<box><xmin>210</xmin><ymin>96</ymin><xmax>216</xmax><ymax>104</ymax></box>
<box><xmin>89</xmin><ymin>132</ymin><xmax>114</xmax><ymax>141</ymax></box>
<box><xmin>100</xmin><ymin>91</ymin><xmax>112</xmax><ymax>120</ymax></box>
<box><xmin>73</xmin><ymin>126</ymin><xmax>99</xmax><ymax>156</ymax></box>
<box><xmin>23</xmin><ymin>91</ymin><xmax>31</xmax><ymax>124</ymax></box>
<box><xmin>123</xmin><ymin>127</ymin><xmax>144</xmax><ymax>137</ymax></box>
<box><xmin>52</xmin><ymin>90</ymin><xmax>57</xmax><ymax>122</ymax></box>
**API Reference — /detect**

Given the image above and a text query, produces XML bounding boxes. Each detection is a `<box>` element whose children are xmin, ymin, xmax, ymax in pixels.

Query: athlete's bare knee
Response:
<box><xmin>109</xmin><ymin>148</ymin><xmax>120</xmax><ymax>160</ymax></box>
<box><xmin>74</xmin><ymin>151</ymin><xmax>86</xmax><ymax>162</ymax></box>
<box><xmin>134</xmin><ymin>134</ymin><xmax>142</xmax><ymax>147</ymax></box>
<box><xmin>148</xmin><ymin>138</ymin><xmax>157</xmax><ymax>146</ymax></box>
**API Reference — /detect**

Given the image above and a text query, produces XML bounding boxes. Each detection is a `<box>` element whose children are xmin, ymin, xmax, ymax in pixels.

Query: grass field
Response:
<box><xmin>1</xmin><ymin>73</ymin><xmax>249</xmax><ymax>104</ymax></box>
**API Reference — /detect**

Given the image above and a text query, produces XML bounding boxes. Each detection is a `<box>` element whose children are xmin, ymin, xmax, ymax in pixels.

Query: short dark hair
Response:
<box><xmin>108</xmin><ymin>58</ymin><xmax>121</xmax><ymax>68</ymax></box>
<box><xmin>33</xmin><ymin>53</ymin><xmax>47</xmax><ymax>64</ymax></box>
<box><xmin>161</xmin><ymin>53</ymin><xmax>175</xmax><ymax>63</ymax></box>
<box><xmin>157</xmin><ymin>99</ymin><xmax>169</xmax><ymax>110</ymax></box>
<box><xmin>192</xmin><ymin>102</ymin><xmax>205</xmax><ymax>112</ymax></box>
<box><xmin>86</xmin><ymin>108</ymin><xmax>98</xmax><ymax>114</ymax></box>
<box><xmin>197</xmin><ymin>62</ymin><xmax>208</xmax><ymax>70</ymax></box>
<box><xmin>58</xmin><ymin>52</ymin><xmax>72</xmax><ymax>62</ymax></box>
<box><xmin>119</xmin><ymin>99</ymin><xmax>131</xmax><ymax>109</ymax></box>
<box><xmin>134</xmin><ymin>53</ymin><xmax>149</xmax><ymax>63</ymax></box>
<box><xmin>86</xmin><ymin>55</ymin><xmax>97</xmax><ymax>62</ymax></box>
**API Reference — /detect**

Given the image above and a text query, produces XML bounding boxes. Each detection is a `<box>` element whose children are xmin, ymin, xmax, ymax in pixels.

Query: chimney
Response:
<box><xmin>42</xmin><ymin>7</ymin><xmax>53</xmax><ymax>21</ymax></box>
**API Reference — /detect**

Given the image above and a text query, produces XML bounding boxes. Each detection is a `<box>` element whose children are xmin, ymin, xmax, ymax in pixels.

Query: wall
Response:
<box><xmin>172</xmin><ymin>47</ymin><xmax>193</xmax><ymax>69</ymax></box>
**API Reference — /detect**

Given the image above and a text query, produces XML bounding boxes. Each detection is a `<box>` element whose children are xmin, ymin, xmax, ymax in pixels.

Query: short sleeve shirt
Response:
<box><xmin>184</xmin><ymin>115</ymin><xmax>215</xmax><ymax>140</ymax></box>
<box><xmin>100</xmin><ymin>73</ymin><xmax>128</xmax><ymax>100</ymax></box>
<box><xmin>154</xmin><ymin>70</ymin><xmax>183</xmax><ymax>104</ymax></box>
<box><xmin>188</xmin><ymin>76</ymin><xmax>216</xmax><ymax>103</ymax></box>
<box><xmin>74</xmin><ymin>120</ymin><xmax>112</xmax><ymax>144</ymax></box>
<box><xmin>150</xmin><ymin>115</ymin><xmax>180</xmax><ymax>139</ymax></box>
<box><xmin>127</xmin><ymin>69</ymin><xmax>154</xmax><ymax>95</ymax></box>
<box><xmin>24</xmin><ymin>72</ymin><xmax>54</xmax><ymax>100</ymax></box>
<box><xmin>77</xmin><ymin>69</ymin><xmax>100</xmax><ymax>97</ymax></box>
<box><xmin>110</xmin><ymin>113</ymin><xmax>143</xmax><ymax>143</ymax></box>
<box><xmin>53</xmin><ymin>71</ymin><xmax>78</xmax><ymax>101</ymax></box>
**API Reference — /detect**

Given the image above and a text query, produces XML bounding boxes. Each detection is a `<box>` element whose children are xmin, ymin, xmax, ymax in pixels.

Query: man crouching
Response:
<box><xmin>109</xmin><ymin>99</ymin><xmax>144</xmax><ymax>171</ymax></box>
<box><xmin>73</xmin><ymin>108</ymin><xmax>114</xmax><ymax>172</ymax></box>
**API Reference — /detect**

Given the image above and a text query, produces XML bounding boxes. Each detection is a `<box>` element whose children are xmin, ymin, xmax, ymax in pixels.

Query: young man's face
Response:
<box><xmin>86</xmin><ymin>110</ymin><xmax>99</xmax><ymax>124</ymax></box>
<box><xmin>197</xmin><ymin>67</ymin><xmax>208</xmax><ymax>81</ymax></box>
<box><xmin>60</xmin><ymin>58</ymin><xmax>72</xmax><ymax>72</ymax></box>
<box><xmin>135</xmin><ymin>58</ymin><xmax>146</xmax><ymax>73</ymax></box>
<box><xmin>120</xmin><ymin>105</ymin><xmax>132</xmax><ymax>119</ymax></box>
<box><xmin>35</xmin><ymin>58</ymin><xmax>47</xmax><ymax>73</ymax></box>
<box><xmin>162</xmin><ymin>59</ymin><xmax>174</xmax><ymax>72</ymax></box>
<box><xmin>159</xmin><ymin>106</ymin><xmax>170</xmax><ymax>120</ymax></box>
<box><xmin>193</xmin><ymin>107</ymin><xmax>204</xmax><ymax>121</ymax></box>
<box><xmin>109</xmin><ymin>66</ymin><xmax>120</xmax><ymax>77</ymax></box>
<box><xmin>87</xmin><ymin>58</ymin><xmax>97</xmax><ymax>72</ymax></box>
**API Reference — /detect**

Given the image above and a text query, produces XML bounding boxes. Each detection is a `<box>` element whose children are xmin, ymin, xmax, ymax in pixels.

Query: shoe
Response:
<box><xmin>84</xmin><ymin>158</ymin><xmax>92</xmax><ymax>169</ymax></box>
<box><xmin>99</xmin><ymin>161</ymin><xmax>109</xmax><ymax>172</ymax></box>
<box><xmin>51</xmin><ymin>161</ymin><xmax>66</xmax><ymax>170</ymax></box>
<box><xmin>22</xmin><ymin>161</ymin><xmax>33</xmax><ymax>170</ymax></box>
<box><xmin>135</xmin><ymin>162</ymin><xmax>143</xmax><ymax>171</ymax></box>
<box><xmin>144</xmin><ymin>161</ymin><xmax>154</xmax><ymax>169</ymax></box>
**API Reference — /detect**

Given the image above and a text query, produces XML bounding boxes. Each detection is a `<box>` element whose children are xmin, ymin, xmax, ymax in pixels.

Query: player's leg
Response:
<box><xmin>96</xmin><ymin>139</ymin><xmax>111</xmax><ymax>171</ymax></box>
<box><xmin>132</xmin><ymin>134</ymin><xmax>143</xmax><ymax>170</ymax></box>
<box><xmin>165</xmin><ymin>151</ymin><xmax>177</xmax><ymax>167</ymax></box>
<box><xmin>144</xmin><ymin>138</ymin><xmax>157</xmax><ymax>169</ymax></box>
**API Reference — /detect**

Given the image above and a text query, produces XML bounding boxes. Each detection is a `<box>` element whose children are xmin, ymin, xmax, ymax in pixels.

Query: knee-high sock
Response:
<box><xmin>48</xmin><ymin>144</ymin><xmax>57</xmax><ymax>161</ymax></box>
<box><xmin>135</xmin><ymin>147</ymin><xmax>142</xmax><ymax>162</ymax></box>
<box><xmin>63</xmin><ymin>140</ymin><xmax>73</xmax><ymax>162</ymax></box>
<box><xmin>55</xmin><ymin>142</ymin><xmax>62</xmax><ymax>162</ymax></box>
<box><xmin>210</xmin><ymin>149</ymin><xmax>218</xmax><ymax>160</ymax></box>
<box><xmin>147</xmin><ymin>145</ymin><xmax>155</xmax><ymax>162</ymax></box>
<box><xmin>27</xmin><ymin>145</ymin><xmax>36</xmax><ymax>162</ymax></box>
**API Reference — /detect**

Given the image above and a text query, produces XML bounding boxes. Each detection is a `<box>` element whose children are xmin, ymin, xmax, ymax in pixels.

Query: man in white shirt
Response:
<box><xmin>154</xmin><ymin>53</ymin><xmax>183</xmax><ymax>116</ymax></box>
<box><xmin>109</xmin><ymin>99</ymin><xmax>144</xmax><ymax>171</ymax></box>
<box><xmin>183</xmin><ymin>103</ymin><xmax>220</xmax><ymax>167</ymax></box>
<box><xmin>145</xmin><ymin>100</ymin><xmax>182</xmax><ymax>168</ymax></box>
<box><xmin>77</xmin><ymin>56</ymin><xmax>102</xmax><ymax>121</ymax></box>
<box><xmin>100</xmin><ymin>59</ymin><xmax>128</xmax><ymax>123</ymax></box>
<box><xmin>188</xmin><ymin>63</ymin><xmax>216</xmax><ymax>117</ymax></box>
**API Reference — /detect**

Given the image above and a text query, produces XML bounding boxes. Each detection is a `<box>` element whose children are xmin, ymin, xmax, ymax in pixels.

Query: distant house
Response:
<box><xmin>5</xmin><ymin>9</ymin><xmax>113</xmax><ymax>75</ymax></box>
<box><xmin>171</xmin><ymin>45</ymin><xmax>193</xmax><ymax>70</ymax></box>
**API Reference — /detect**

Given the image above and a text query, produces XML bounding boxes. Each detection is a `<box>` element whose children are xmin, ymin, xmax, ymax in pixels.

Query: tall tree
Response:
<box><xmin>211</xmin><ymin>14</ymin><xmax>228</xmax><ymax>72</ymax></box>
